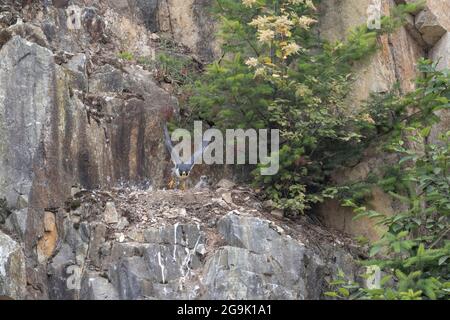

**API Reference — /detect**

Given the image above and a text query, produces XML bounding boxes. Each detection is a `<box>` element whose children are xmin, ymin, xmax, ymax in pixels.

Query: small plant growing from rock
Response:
<box><xmin>117</xmin><ymin>51</ymin><xmax>134</xmax><ymax>61</ymax></box>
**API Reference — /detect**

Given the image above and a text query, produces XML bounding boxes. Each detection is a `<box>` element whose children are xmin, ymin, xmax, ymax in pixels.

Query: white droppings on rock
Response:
<box><xmin>196</xmin><ymin>243</ymin><xmax>207</xmax><ymax>256</ymax></box>
<box><xmin>173</xmin><ymin>222</ymin><xmax>180</xmax><ymax>260</ymax></box>
<box><xmin>158</xmin><ymin>251</ymin><xmax>166</xmax><ymax>284</ymax></box>
<box><xmin>115</xmin><ymin>233</ymin><xmax>125</xmax><ymax>243</ymax></box>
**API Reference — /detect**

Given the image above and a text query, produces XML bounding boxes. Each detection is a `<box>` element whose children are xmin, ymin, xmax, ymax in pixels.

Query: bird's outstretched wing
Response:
<box><xmin>163</xmin><ymin>123</ymin><xmax>182</xmax><ymax>166</ymax></box>
<box><xmin>187</xmin><ymin>139</ymin><xmax>211</xmax><ymax>168</ymax></box>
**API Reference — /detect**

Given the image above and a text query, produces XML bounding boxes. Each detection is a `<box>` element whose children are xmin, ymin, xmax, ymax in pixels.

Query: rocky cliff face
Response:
<box><xmin>43</xmin><ymin>184</ymin><xmax>359</xmax><ymax>300</ymax></box>
<box><xmin>316</xmin><ymin>0</ymin><xmax>450</xmax><ymax>240</ymax></box>
<box><xmin>0</xmin><ymin>0</ymin><xmax>448</xmax><ymax>300</ymax></box>
<box><xmin>0</xmin><ymin>0</ymin><xmax>209</xmax><ymax>299</ymax></box>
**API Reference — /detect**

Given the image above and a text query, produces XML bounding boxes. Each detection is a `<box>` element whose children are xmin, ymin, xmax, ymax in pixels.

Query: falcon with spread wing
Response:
<box><xmin>163</xmin><ymin>123</ymin><xmax>210</xmax><ymax>190</ymax></box>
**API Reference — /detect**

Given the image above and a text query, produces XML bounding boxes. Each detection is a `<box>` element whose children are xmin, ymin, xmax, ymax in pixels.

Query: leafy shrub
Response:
<box><xmin>327</xmin><ymin>61</ymin><xmax>450</xmax><ymax>300</ymax></box>
<box><xmin>188</xmin><ymin>0</ymin><xmax>421</xmax><ymax>214</ymax></box>
<box><xmin>139</xmin><ymin>53</ymin><xmax>200</xmax><ymax>86</ymax></box>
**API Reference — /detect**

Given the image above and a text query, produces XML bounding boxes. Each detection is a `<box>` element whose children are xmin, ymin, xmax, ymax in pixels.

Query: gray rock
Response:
<box><xmin>81</xmin><ymin>7</ymin><xmax>106</xmax><ymax>43</ymax></box>
<box><xmin>46</xmin><ymin>219</ymin><xmax>92</xmax><ymax>299</ymax></box>
<box><xmin>103</xmin><ymin>223</ymin><xmax>208</xmax><ymax>300</ymax></box>
<box><xmin>88</xmin><ymin>222</ymin><xmax>107</xmax><ymax>268</ymax></box>
<box><xmin>4</xmin><ymin>209</ymin><xmax>27</xmax><ymax>239</ymax></box>
<box><xmin>217</xmin><ymin>213</ymin><xmax>282</xmax><ymax>254</ymax></box>
<box><xmin>80</xmin><ymin>272</ymin><xmax>119</xmax><ymax>300</ymax></box>
<box><xmin>262</xmin><ymin>200</ymin><xmax>275</xmax><ymax>210</ymax></box>
<box><xmin>16</xmin><ymin>195</ymin><xmax>28</xmax><ymax>210</ymax></box>
<box><xmin>430</xmin><ymin>32</ymin><xmax>450</xmax><ymax>71</ymax></box>
<box><xmin>270</xmin><ymin>209</ymin><xmax>284</xmax><ymax>218</ymax></box>
<box><xmin>64</xmin><ymin>53</ymin><xmax>88</xmax><ymax>91</ymax></box>
<box><xmin>3</xmin><ymin>22</ymin><xmax>49</xmax><ymax>49</ymax></box>
<box><xmin>109</xmin><ymin>256</ymin><xmax>153</xmax><ymax>300</ymax></box>
<box><xmin>214</xmin><ymin>213</ymin><xmax>328</xmax><ymax>299</ymax></box>
<box><xmin>216</xmin><ymin>179</ymin><xmax>236</xmax><ymax>189</ymax></box>
<box><xmin>70</xmin><ymin>186</ymin><xmax>81</xmax><ymax>198</ymax></box>
<box><xmin>0</xmin><ymin>231</ymin><xmax>26</xmax><ymax>299</ymax></box>
<box><xmin>195</xmin><ymin>243</ymin><xmax>206</xmax><ymax>256</ymax></box>
<box><xmin>47</xmin><ymin>208</ymin><xmax>358</xmax><ymax>300</ymax></box>
<box><xmin>144</xmin><ymin>223</ymin><xmax>204</xmax><ymax>249</ymax></box>
<box><xmin>143</xmin><ymin>242</ymin><xmax>203</xmax><ymax>284</ymax></box>
<box><xmin>117</xmin><ymin>217</ymin><xmax>129</xmax><ymax>231</ymax></box>
<box><xmin>0</xmin><ymin>36</ymin><xmax>53</xmax><ymax>206</ymax></box>
<box><xmin>52</xmin><ymin>0</ymin><xmax>70</xmax><ymax>9</ymax></box>
<box><xmin>104</xmin><ymin>202</ymin><xmax>119</xmax><ymax>224</ymax></box>
<box><xmin>89</xmin><ymin>65</ymin><xmax>125</xmax><ymax>93</ymax></box>
<box><xmin>64</xmin><ymin>220</ymin><xmax>90</xmax><ymax>253</ymax></box>
<box><xmin>415</xmin><ymin>9</ymin><xmax>447</xmax><ymax>46</ymax></box>
<box><xmin>222</xmin><ymin>192</ymin><xmax>233</xmax><ymax>205</ymax></box>
<box><xmin>202</xmin><ymin>246</ymin><xmax>298</xmax><ymax>300</ymax></box>
<box><xmin>109</xmin><ymin>242</ymin><xmax>148</xmax><ymax>262</ymax></box>
<box><xmin>47</xmin><ymin>243</ymin><xmax>77</xmax><ymax>300</ymax></box>
<box><xmin>429</xmin><ymin>32</ymin><xmax>450</xmax><ymax>146</ymax></box>
<box><xmin>134</xmin><ymin>0</ymin><xmax>160</xmax><ymax>32</ymax></box>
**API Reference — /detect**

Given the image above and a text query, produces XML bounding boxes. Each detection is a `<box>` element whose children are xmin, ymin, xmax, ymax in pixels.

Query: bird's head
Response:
<box><xmin>176</xmin><ymin>164</ymin><xmax>192</xmax><ymax>179</ymax></box>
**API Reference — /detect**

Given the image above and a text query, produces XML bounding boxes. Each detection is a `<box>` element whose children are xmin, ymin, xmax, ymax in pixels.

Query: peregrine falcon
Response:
<box><xmin>163</xmin><ymin>123</ymin><xmax>210</xmax><ymax>190</ymax></box>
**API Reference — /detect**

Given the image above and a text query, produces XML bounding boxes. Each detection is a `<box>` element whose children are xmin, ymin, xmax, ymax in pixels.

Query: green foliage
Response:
<box><xmin>117</xmin><ymin>51</ymin><xmax>134</xmax><ymax>61</ymax></box>
<box><xmin>139</xmin><ymin>53</ymin><xmax>200</xmax><ymax>87</ymax></box>
<box><xmin>328</xmin><ymin>62</ymin><xmax>450</xmax><ymax>300</ymax></box>
<box><xmin>330</xmin><ymin>135</ymin><xmax>450</xmax><ymax>300</ymax></box>
<box><xmin>156</xmin><ymin>53</ymin><xmax>198</xmax><ymax>86</ymax></box>
<box><xmin>178</xmin><ymin>0</ymin><xmax>446</xmax><ymax>300</ymax></box>
<box><xmin>357</xmin><ymin>58</ymin><xmax>450</xmax><ymax>141</ymax></box>
<box><xmin>190</xmin><ymin>54</ymin><xmax>274</xmax><ymax>129</ymax></box>
<box><xmin>188</xmin><ymin>0</ymin><xmax>418</xmax><ymax>214</ymax></box>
